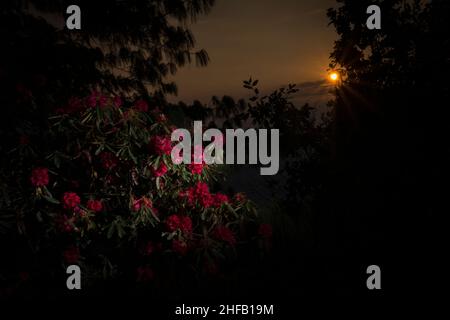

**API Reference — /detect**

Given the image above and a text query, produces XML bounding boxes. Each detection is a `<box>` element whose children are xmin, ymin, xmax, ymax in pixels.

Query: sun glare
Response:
<box><xmin>329</xmin><ymin>72</ymin><xmax>339</xmax><ymax>81</ymax></box>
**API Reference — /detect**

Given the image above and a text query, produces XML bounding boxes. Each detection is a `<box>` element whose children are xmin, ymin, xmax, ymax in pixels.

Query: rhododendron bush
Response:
<box><xmin>3</xmin><ymin>92</ymin><xmax>271</xmax><ymax>288</ymax></box>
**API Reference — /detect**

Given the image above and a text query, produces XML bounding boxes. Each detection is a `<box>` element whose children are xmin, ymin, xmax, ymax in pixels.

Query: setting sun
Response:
<box><xmin>329</xmin><ymin>72</ymin><xmax>339</xmax><ymax>81</ymax></box>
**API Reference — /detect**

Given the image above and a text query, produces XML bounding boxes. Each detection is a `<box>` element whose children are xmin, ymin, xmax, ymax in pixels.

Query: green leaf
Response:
<box><xmin>149</xmin><ymin>207</ymin><xmax>160</xmax><ymax>222</ymax></box>
<box><xmin>107</xmin><ymin>223</ymin><xmax>116</xmax><ymax>239</ymax></box>
<box><xmin>53</xmin><ymin>153</ymin><xmax>61</xmax><ymax>168</ymax></box>
<box><xmin>154</xmin><ymin>156</ymin><xmax>160</xmax><ymax>169</ymax></box>
<box><xmin>117</xmin><ymin>223</ymin><xmax>125</xmax><ymax>238</ymax></box>
<box><xmin>156</xmin><ymin>177</ymin><xmax>161</xmax><ymax>190</ymax></box>
<box><xmin>95</xmin><ymin>144</ymin><xmax>104</xmax><ymax>155</ymax></box>
<box><xmin>167</xmin><ymin>232</ymin><xmax>176</xmax><ymax>240</ymax></box>
<box><xmin>42</xmin><ymin>187</ymin><xmax>60</xmax><ymax>204</ymax></box>
<box><xmin>225</xmin><ymin>203</ymin><xmax>238</xmax><ymax>217</ymax></box>
<box><xmin>128</xmin><ymin>148</ymin><xmax>137</xmax><ymax>164</ymax></box>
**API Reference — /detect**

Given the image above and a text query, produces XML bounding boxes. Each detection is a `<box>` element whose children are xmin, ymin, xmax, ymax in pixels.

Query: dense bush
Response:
<box><xmin>0</xmin><ymin>92</ymin><xmax>272</xmax><ymax>291</ymax></box>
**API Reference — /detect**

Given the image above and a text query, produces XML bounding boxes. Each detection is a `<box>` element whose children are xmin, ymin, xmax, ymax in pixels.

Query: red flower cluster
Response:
<box><xmin>30</xmin><ymin>167</ymin><xmax>49</xmax><ymax>187</ymax></box>
<box><xmin>132</xmin><ymin>197</ymin><xmax>153</xmax><ymax>212</ymax></box>
<box><xmin>150</xmin><ymin>136</ymin><xmax>172</xmax><ymax>155</ymax></box>
<box><xmin>180</xmin><ymin>216</ymin><xmax>193</xmax><ymax>233</ymax></box>
<box><xmin>87</xmin><ymin>199</ymin><xmax>103</xmax><ymax>212</ymax></box>
<box><xmin>213</xmin><ymin>225</ymin><xmax>236</xmax><ymax>246</ymax></box>
<box><xmin>151</xmin><ymin>162</ymin><xmax>168</xmax><ymax>177</ymax></box>
<box><xmin>99</xmin><ymin>152</ymin><xmax>118</xmax><ymax>170</ymax></box>
<box><xmin>181</xmin><ymin>182</ymin><xmax>214</xmax><ymax>208</ymax></box>
<box><xmin>113</xmin><ymin>96</ymin><xmax>123</xmax><ymax>108</ymax></box>
<box><xmin>87</xmin><ymin>91</ymin><xmax>107</xmax><ymax>108</ymax></box>
<box><xmin>165</xmin><ymin>214</ymin><xmax>180</xmax><ymax>231</ymax></box>
<box><xmin>24</xmin><ymin>93</ymin><xmax>261</xmax><ymax>276</ymax></box>
<box><xmin>213</xmin><ymin>193</ymin><xmax>229</xmax><ymax>207</ymax></box>
<box><xmin>63</xmin><ymin>246</ymin><xmax>80</xmax><ymax>264</ymax></box>
<box><xmin>63</xmin><ymin>192</ymin><xmax>81</xmax><ymax>210</ymax></box>
<box><xmin>56</xmin><ymin>215</ymin><xmax>75</xmax><ymax>233</ymax></box>
<box><xmin>258</xmin><ymin>223</ymin><xmax>273</xmax><ymax>238</ymax></box>
<box><xmin>135</xmin><ymin>99</ymin><xmax>148</xmax><ymax>112</ymax></box>
<box><xmin>188</xmin><ymin>163</ymin><xmax>206</xmax><ymax>175</ymax></box>
<box><xmin>165</xmin><ymin>214</ymin><xmax>192</xmax><ymax>234</ymax></box>
<box><xmin>87</xmin><ymin>92</ymin><xmax>97</xmax><ymax>107</ymax></box>
<box><xmin>181</xmin><ymin>182</ymin><xmax>230</xmax><ymax>209</ymax></box>
<box><xmin>172</xmin><ymin>239</ymin><xmax>188</xmax><ymax>255</ymax></box>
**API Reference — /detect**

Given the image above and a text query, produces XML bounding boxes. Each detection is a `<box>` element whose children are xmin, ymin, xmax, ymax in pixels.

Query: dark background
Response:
<box><xmin>1</xmin><ymin>0</ymin><xmax>449</xmax><ymax>314</ymax></box>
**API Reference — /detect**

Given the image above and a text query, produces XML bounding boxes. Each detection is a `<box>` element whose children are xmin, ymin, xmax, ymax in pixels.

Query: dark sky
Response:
<box><xmin>169</xmin><ymin>0</ymin><xmax>338</xmax><ymax>106</ymax></box>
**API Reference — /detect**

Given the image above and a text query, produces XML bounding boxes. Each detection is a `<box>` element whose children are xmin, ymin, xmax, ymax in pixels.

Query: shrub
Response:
<box><xmin>2</xmin><ymin>92</ymin><xmax>265</xmax><ymax>287</ymax></box>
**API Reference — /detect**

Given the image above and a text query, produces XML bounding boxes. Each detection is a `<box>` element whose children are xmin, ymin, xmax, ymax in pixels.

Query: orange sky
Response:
<box><xmin>168</xmin><ymin>0</ymin><xmax>337</xmax><ymax>106</ymax></box>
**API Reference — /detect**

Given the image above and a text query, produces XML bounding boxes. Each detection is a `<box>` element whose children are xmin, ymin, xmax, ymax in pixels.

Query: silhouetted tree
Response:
<box><xmin>0</xmin><ymin>0</ymin><xmax>215</xmax><ymax>230</ymax></box>
<box><xmin>0</xmin><ymin>0</ymin><xmax>214</xmax><ymax>153</ymax></box>
<box><xmin>327</xmin><ymin>0</ymin><xmax>450</xmax><ymax>271</ymax></box>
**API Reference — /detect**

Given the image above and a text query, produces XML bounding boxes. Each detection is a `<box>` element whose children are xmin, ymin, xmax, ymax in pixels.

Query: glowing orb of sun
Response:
<box><xmin>329</xmin><ymin>72</ymin><xmax>339</xmax><ymax>81</ymax></box>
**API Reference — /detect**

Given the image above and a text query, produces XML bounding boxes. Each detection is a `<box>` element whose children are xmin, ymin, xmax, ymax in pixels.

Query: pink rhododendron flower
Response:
<box><xmin>188</xmin><ymin>163</ymin><xmax>205</xmax><ymax>175</ymax></box>
<box><xmin>56</xmin><ymin>215</ymin><xmax>75</xmax><ymax>233</ymax></box>
<box><xmin>132</xmin><ymin>197</ymin><xmax>152</xmax><ymax>212</ymax></box>
<box><xmin>180</xmin><ymin>216</ymin><xmax>193</xmax><ymax>234</ymax></box>
<box><xmin>166</xmin><ymin>214</ymin><xmax>181</xmax><ymax>232</ymax></box>
<box><xmin>30</xmin><ymin>167</ymin><xmax>49</xmax><ymax>187</ymax></box>
<box><xmin>181</xmin><ymin>182</ymin><xmax>214</xmax><ymax>208</ymax></box>
<box><xmin>132</xmin><ymin>199</ymin><xmax>141</xmax><ymax>212</ymax></box>
<box><xmin>151</xmin><ymin>162</ymin><xmax>168</xmax><ymax>177</ymax></box>
<box><xmin>87</xmin><ymin>91</ymin><xmax>99</xmax><ymax>108</ymax></box>
<box><xmin>99</xmin><ymin>152</ymin><xmax>118</xmax><ymax>170</ymax></box>
<box><xmin>213</xmin><ymin>193</ymin><xmax>229</xmax><ymax>207</ymax></box>
<box><xmin>62</xmin><ymin>192</ymin><xmax>80</xmax><ymax>210</ymax></box>
<box><xmin>87</xmin><ymin>199</ymin><xmax>103</xmax><ymax>212</ymax></box>
<box><xmin>149</xmin><ymin>136</ymin><xmax>172</xmax><ymax>155</ymax></box>
<box><xmin>165</xmin><ymin>214</ymin><xmax>192</xmax><ymax>234</ymax></box>
<box><xmin>213</xmin><ymin>226</ymin><xmax>236</xmax><ymax>246</ymax></box>
<box><xmin>98</xmin><ymin>94</ymin><xmax>107</xmax><ymax>108</ymax></box>
<box><xmin>113</xmin><ymin>96</ymin><xmax>123</xmax><ymax>108</ymax></box>
<box><xmin>135</xmin><ymin>99</ymin><xmax>148</xmax><ymax>112</ymax></box>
